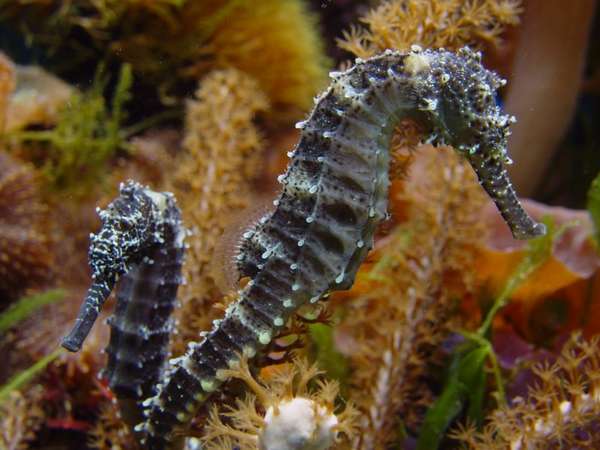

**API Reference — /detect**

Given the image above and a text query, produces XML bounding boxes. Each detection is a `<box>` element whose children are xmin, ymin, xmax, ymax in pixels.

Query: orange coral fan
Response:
<box><xmin>170</xmin><ymin>68</ymin><xmax>269</xmax><ymax>352</ymax></box>
<box><xmin>453</xmin><ymin>332</ymin><xmax>600</xmax><ymax>449</ymax></box>
<box><xmin>202</xmin><ymin>357</ymin><xmax>358</xmax><ymax>450</ymax></box>
<box><xmin>337</xmin><ymin>0</ymin><xmax>522</xmax><ymax>59</ymax></box>
<box><xmin>0</xmin><ymin>152</ymin><xmax>53</xmax><ymax>301</ymax></box>
<box><xmin>474</xmin><ymin>200</ymin><xmax>600</xmax><ymax>343</ymax></box>
<box><xmin>334</xmin><ymin>147</ymin><xmax>487</xmax><ymax>448</ymax></box>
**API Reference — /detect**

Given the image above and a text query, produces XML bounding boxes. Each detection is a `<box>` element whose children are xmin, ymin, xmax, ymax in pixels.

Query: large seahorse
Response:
<box><xmin>134</xmin><ymin>47</ymin><xmax>544</xmax><ymax>448</ymax></box>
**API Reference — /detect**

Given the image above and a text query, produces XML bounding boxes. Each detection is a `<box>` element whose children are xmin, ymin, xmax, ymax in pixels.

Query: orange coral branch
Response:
<box><xmin>337</xmin><ymin>0</ymin><xmax>522</xmax><ymax>58</ymax></box>
<box><xmin>170</xmin><ymin>68</ymin><xmax>268</xmax><ymax>352</ymax></box>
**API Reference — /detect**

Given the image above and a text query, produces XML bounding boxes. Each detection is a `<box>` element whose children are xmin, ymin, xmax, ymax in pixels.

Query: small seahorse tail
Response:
<box><xmin>61</xmin><ymin>279</ymin><xmax>114</xmax><ymax>352</ymax></box>
<box><xmin>468</xmin><ymin>152</ymin><xmax>546</xmax><ymax>239</ymax></box>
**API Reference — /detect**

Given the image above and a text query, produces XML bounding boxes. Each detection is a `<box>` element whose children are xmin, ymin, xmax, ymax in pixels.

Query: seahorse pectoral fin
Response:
<box><xmin>61</xmin><ymin>278</ymin><xmax>114</xmax><ymax>352</ymax></box>
<box><xmin>468</xmin><ymin>152</ymin><xmax>545</xmax><ymax>240</ymax></box>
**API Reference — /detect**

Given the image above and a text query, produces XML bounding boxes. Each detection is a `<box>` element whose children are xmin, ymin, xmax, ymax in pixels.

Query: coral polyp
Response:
<box><xmin>202</xmin><ymin>357</ymin><xmax>358</xmax><ymax>450</ymax></box>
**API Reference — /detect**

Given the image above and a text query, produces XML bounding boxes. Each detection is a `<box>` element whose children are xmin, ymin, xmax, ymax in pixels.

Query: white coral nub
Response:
<box><xmin>201</xmin><ymin>357</ymin><xmax>357</xmax><ymax>450</ymax></box>
<box><xmin>259</xmin><ymin>397</ymin><xmax>338</xmax><ymax>450</ymax></box>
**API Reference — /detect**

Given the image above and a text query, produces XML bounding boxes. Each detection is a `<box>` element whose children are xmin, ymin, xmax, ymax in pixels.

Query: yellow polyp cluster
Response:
<box><xmin>452</xmin><ymin>332</ymin><xmax>600</xmax><ymax>450</ymax></box>
<box><xmin>334</xmin><ymin>147</ymin><xmax>488</xmax><ymax>448</ymax></box>
<box><xmin>201</xmin><ymin>357</ymin><xmax>358</xmax><ymax>450</ymax></box>
<box><xmin>169</xmin><ymin>68</ymin><xmax>269</xmax><ymax>353</ymax></box>
<box><xmin>337</xmin><ymin>0</ymin><xmax>522</xmax><ymax>59</ymax></box>
<box><xmin>176</xmin><ymin>0</ymin><xmax>330</xmax><ymax>114</ymax></box>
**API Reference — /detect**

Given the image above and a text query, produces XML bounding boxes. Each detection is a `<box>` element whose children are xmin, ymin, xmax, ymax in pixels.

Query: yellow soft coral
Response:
<box><xmin>338</xmin><ymin>0</ymin><xmax>522</xmax><ymax>59</ymax></box>
<box><xmin>170</xmin><ymin>68</ymin><xmax>268</xmax><ymax>352</ymax></box>
<box><xmin>202</xmin><ymin>357</ymin><xmax>359</xmax><ymax>450</ymax></box>
<box><xmin>113</xmin><ymin>0</ymin><xmax>329</xmax><ymax>113</ymax></box>
<box><xmin>181</xmin><ymin>0</ymin><xmax>330</xmax><ymax>113</ymax></box>
<box><xmin>452</xmin><ymin>333</ymin><xmax>600</xmax><ymax>450</ymax></box>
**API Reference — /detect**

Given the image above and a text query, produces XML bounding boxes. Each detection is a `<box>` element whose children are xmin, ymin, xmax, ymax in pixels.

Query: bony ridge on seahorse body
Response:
<box><xmin>136</xmin><ymin>46</ymin><xmax>545</xmax><ymax>449</ymax></box>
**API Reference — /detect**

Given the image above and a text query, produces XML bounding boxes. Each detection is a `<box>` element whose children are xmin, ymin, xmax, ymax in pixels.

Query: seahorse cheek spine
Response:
<box><xmin>140</xmin><ymin>47</ymin><xmax>545</xmax><ymax>448</ymax></box>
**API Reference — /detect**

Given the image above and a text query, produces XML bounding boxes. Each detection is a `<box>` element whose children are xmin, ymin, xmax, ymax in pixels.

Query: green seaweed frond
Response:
<box><xmin>0</xmin><ymin>289</ymin><xmax>65</xmax><ymax>334</ymax></box>
<box><xmin>308</xmin><ymin>322</ymin><xmax>350</xmax><ymax>391</ymax></box>
<box><xmin>416</xmin><ymin>217</ymin><xmax>569</xmax><ymax>450</ymax></box>
<box><xmin>587</xmin><ymin>172</ymin><xmax>600</xmax><ymax>248</ymax></box>
<box><xmin>12</xmin><ymin>63</ymin><xmax>133</xmax><ymax>195</ymax></box>
<box><xmin>478</xmin><ymin>216</ymin><xmax>568</xmax><ymax>335</ymax></box>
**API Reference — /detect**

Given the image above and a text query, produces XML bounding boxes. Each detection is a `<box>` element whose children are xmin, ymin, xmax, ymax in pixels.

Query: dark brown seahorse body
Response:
<box><xmin>104</xmin><ymin>229</ymin><xmax>184</xmax><ymax>400</ymax></box>
<box><xmin>61</xmin><ymin>181</ymin><xmax>184</xmax><ymax>406</ymax></box>
<box><xmin>139</xmin><ymin>47</ymin><xmax>545</xmax><ymax>448</ymax></box>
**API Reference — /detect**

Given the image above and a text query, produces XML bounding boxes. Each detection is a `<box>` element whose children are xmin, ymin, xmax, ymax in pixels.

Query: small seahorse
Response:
<box><xmin>61</xmin><ymin>181</ymin><xmax>185</xmax><ymax>422</ymax></box>
<box><xmin>139</xmin><ymin>46</ymin><xmax>545</xmax><ymax>448</ymax></box>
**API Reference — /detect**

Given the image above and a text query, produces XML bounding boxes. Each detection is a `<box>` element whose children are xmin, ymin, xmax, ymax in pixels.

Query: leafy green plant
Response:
<box><xmin>416</xmin><ymin>217</ymin><xmax>566</xmax><ymax>450</ymax></box>
<box><xmin>587</xmin><ymin>172</ymin><xmax>600</xmax><ymax>248</ymax></box>
<box><xmin>308</xmin><ymin>322</ymin><xmax>349</xmax><ymax>389</ymax></box>
<box><xmin>13</xmin><ymin>64</ymin><xmax>133</xmax><ymax>195</ymax></box>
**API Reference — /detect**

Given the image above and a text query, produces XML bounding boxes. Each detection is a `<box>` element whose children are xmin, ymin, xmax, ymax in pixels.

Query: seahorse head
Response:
<box><xmin>89</xmin><ymin>181</ymin><xmax>160</xmax><ymax>283</ymax></box>
<box><xmin>430</xmin><ymin>47</ymin><xmax>513</xmax><ymax>164</ymax></box>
